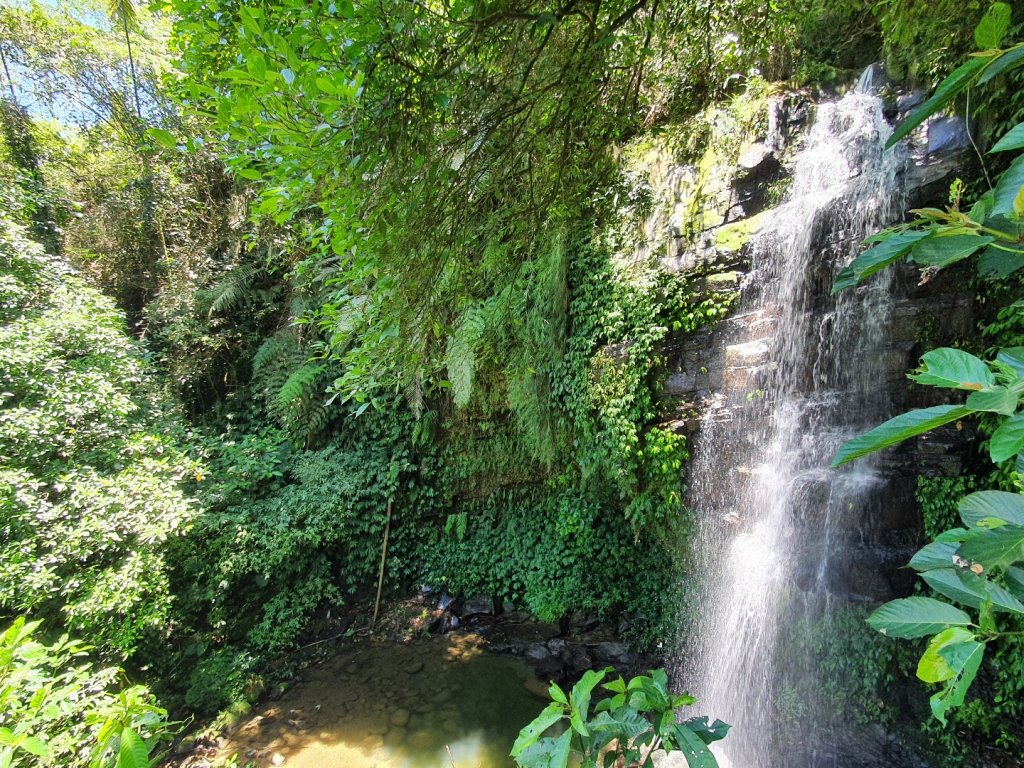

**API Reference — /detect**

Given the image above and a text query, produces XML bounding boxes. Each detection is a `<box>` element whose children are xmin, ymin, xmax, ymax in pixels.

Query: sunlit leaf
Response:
<box><xmin>118</xmin><ymin>728</ymin><xmax>150</xmax><ymax>768</ymax></box>
<box><xmin>909</xmin><ymin>348</ymin><xmax>994</xmax><ymax>391</ymax></box>
<box><xmin>974</xmin><ymin>2</ymin><xmax>1011</xmax><ymax>49</ymax></box>
<box><xmin>917</xmin><ymin>626</ymin><xmax>974</xmax><ymax>682</ymax></box>
<box><xmin>146</xmin><ymin>128</ymin><xmax>178</xmax><ymax>150</ymax></box>
<box><xmin>929</xmin><ymin>639</ymin><xmax>985</xmax><ymax>725</ymax></box>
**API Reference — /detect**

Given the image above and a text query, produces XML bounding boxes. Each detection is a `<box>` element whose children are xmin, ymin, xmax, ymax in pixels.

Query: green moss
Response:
<box><xmin>705</xmin><ymin>271</ymin><xmax>742</xmax><ymax>287</ymax></box>
<box><xmin>715</xmin><ymin>211</ymin><xmax>769</xmax><ymax>253</ymax></box>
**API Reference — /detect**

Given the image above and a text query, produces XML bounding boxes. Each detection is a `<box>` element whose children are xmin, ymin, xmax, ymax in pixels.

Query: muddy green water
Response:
<box><xmin>222</xmin><ymin>633</ymin><xmax>547</xmax><ymax>768</ymax></box>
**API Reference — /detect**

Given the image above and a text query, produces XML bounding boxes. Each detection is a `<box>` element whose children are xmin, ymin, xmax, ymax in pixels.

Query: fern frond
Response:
<box><xmin>446</xmin><ymin>306</ymin><xmax>486</xmax><ymax>409</ymax></box>
<box><xmin>252</xmin><ymin>331</ymin><xmax>299</xmax><ymax>374</ymax></box>
<box><xmin>276</xmin><ymin>363</ymin><xmax>326</xmax><ymax>411</ymax></box>
<box><xmin>208</xmin><ymin>263</ymin><xmax>265</xmax><ymax>317</ymax></box>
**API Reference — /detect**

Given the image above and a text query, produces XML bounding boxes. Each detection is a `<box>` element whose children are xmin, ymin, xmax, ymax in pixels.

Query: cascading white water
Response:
<box><xmin>681</xmin><ymin>89</ymin><xmax>907</xmax><ymax>767</ymax></box>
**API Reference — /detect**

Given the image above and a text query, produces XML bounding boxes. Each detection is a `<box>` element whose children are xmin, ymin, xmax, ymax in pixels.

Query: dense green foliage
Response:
<box><xmin>512</xmin><ymin>667</ymin><xmax>728</xmax><ymax>768</ymax></box>
<box><xmin>0</xmin><ymin>211</ymin><xmax>200</xmax><ymax>658</ymax></box>
<box><xmin>0</xmin><ymin>617</ymin><xmax>176</xmax><ymax>768</ymax></box>
<box><xmin>6</xmin><ymin>0</ymin><xmax>1024</xmax><ymax>764</ymax></box>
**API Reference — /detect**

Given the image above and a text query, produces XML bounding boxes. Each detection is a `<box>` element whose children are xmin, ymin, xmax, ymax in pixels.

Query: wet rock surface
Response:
<box><xmin>418</xmin><ymin>589</ymin><xmax>655</xmax><ymax>686</ymax></box>
<box><xmin>643</xmin><ymin>82</ymin><xmax>977</xmax><ymax>768</ymax></box>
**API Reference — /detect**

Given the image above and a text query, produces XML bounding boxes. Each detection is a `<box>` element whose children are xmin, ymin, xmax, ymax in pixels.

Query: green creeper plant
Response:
<box><xmin>511</xmin><ymin>667</ymin><xmax>728</xmax><ymax>768</ymax></box>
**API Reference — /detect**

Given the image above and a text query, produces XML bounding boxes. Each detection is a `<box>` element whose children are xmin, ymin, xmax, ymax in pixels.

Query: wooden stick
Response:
<box><xmin>371</xmin><ymin>499</ymin><xmax>393</xmax><ymax>629</ymax></box>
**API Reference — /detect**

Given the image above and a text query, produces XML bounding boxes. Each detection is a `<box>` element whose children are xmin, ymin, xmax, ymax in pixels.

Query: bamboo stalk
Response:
<box><xmin>371</xmin><ymin>499</ymin><xmax>392</xmax><ymax>629</ymax></box>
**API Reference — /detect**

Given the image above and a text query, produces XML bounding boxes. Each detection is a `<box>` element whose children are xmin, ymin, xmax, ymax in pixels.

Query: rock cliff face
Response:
<box><xmin>628</xmin><ymin>82</ymin><xmax>978</xmax><ymax>767</ymax></box>
<box><xmin>637</xmin><ymin>88</ymin><xmax>977</xmax><ymax>607</ymax></box>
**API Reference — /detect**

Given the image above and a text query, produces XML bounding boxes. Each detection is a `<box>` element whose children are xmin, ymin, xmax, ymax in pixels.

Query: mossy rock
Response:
<box><xmin>705</xmin><ymin>271</ymin><xmax>742</xmax><ymax>287</ymax></box>
<box><xmin>715</xmin><ymin>211</ymin><xmax>769</xmax><ymax>254</ymax></box>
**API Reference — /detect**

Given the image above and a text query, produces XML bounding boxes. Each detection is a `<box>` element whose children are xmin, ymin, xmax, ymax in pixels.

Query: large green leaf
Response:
<box><xmin>1004</xmin><ymin>566</ymin><xmax>1024</xmax><ymax>602</ymax></box>
<box><xmin>909</xmin><ymin>348</ymin><xmax>994</xmax><ymax>391</ymax></box>
<box><xmin>958</xmin><ymin>525</ymin><xmax>1024</xmax><ymax>571</ymax></box>
<box><xmin>16</xmin><ymin>737</ymin><xmax>47</xmax><ymax>759</ymax></box>
<box><xmin>921</xmin><ymin>569</ymin><xmax>986</xmax><ymax>608</ymax></box>
<box><xmin>548</xmin><ymin>683</ymin><xmax>568</xmax><ymax>706</ymax></box>
<box><xmin>671</xmin><ymin>723</ymin><xmax>720</xmax><ymax>768</ymax></box>
<box><xmin>910</xmin><ymin>234</ymin><xmax>994</xmax><ymax>268</ymax></box>
<box><xmin>626</xmin><ymin>676</ymin><xmax>669</xmax><ymax>712</ymax></box>
<box><xmin>910</xmin><ymin>540</ymin><xmax>958</xmax><ymax>571</ymax></box>
<box><xmin>514</xmin><ymin>732</ymin><xmax>572</xmax><ymax>768</ymax></box>
<box><xmin>832</xmin><ymin>405</ymin><xmax>973</xmax><ymax>466</ymax></box>
<box><xmin>588</xmin><ymin>707</ymin><xmax>652</xmax><ymax>741</ymax></box>
<box><xmin>960</xmin><ymin>570</ymin><xmax>1024</xmax><ymax>613</ymax></box>
<box><xmin>975</xmin><ymin>2</ymin><xmax>1012</xmax><ymax>48</ymax></box>
<box><xmin>930</xmin><ymin>639</ymin><xmax>985</xmax><ymax>725</ymax></box>
<box><xmin>886</xmin><ymin>56</ymin><xmax>988</xmax><ymax>148</ymax></box>
<box><xmin>867</xmin><ymin>597</ymin><xmax>973</xmax><ymax>638</ymax></box>
<box><xmin>569</xmin><ymin>667</ymin><xmax>608</xmax><ymax>726</ymax></box>
<box><xmin>959</xmin><ymin>491</ymin><xmax>1024</xmax><ymax>528</ymax></box>
<box><xmin>990</xmin><ymin>414</ymin><xmax>1024</xmax><ymax>463</ymax></box>
<box><xmin>145</xmin><ymin>128</ymin><xmax>178</xmax><ymax>150</ymax></box>
<box><xmin>991</xmin><ymin>154</ymin><xmax>1024</xmax><ymax>217</ymax></box>
<box><xmin>117</xmin><ymin>728</ymin><xmax>150</xmax><ymax>768</ymax></box>
<box><xmin>682</xmin><ymin>716</ymin><xmax>731</xmax><ymax>745</ymax></box>
<box><xmin>965</xmin><ymin>386</ymin><xmax>1018</xmax><ymax>415</ymax></box>
<box><xmin>921</xmin><ymin>568</ymin><xmax>1024</xmax><ymax>612</ymax></box>
<box><xmin>979</xmin><ymin>43</ymin><xmax>1024</xmax><ymax>84</ymax></box>
<box><xmin>991</xmin><ymin>122</ymin><xmax>1024</xmax><ymax>153</ymax></box>
<box><xmin>996</xmin><ymin>347</ymin><xmax>1024</xmax><ymax>378</ymax></box>
<box><xmin>511</xmin><ymin>703</ymin><xmax>564</xmax><ymax>758</ymax></box>
<box><xmin>979</xmin><ymin>247</ymin><xmax>1024</xmax><ymax>279</ymax></box>
<box><xmin>832</xmin><ymin>231</ymin><xmax>930</xmax><ymax>293</ymax></box>
<box><xmin>917</xmin><ymin>627</ymin><xmax>975</xmax><ymax>683</ymax></box>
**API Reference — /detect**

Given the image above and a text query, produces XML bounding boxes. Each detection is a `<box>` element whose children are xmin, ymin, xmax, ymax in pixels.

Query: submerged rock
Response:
<box><xmin>388</xmin><ymin>708</ymin><xmax>411</xmax><ymax>727</ymax></box>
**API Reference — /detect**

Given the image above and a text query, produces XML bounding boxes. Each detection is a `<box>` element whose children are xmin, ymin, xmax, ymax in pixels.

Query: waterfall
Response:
<box><xmin>680</xmin><ymin>89</ymin><xmax>907</xmax><ymax>767</ymax></box>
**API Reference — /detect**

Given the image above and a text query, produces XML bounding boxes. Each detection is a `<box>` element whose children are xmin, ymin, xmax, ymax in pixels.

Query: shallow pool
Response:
<box><xmin>220</xmin><ymin>633</ymin><xmax>547</xmax><ymax>768</ymax></box>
